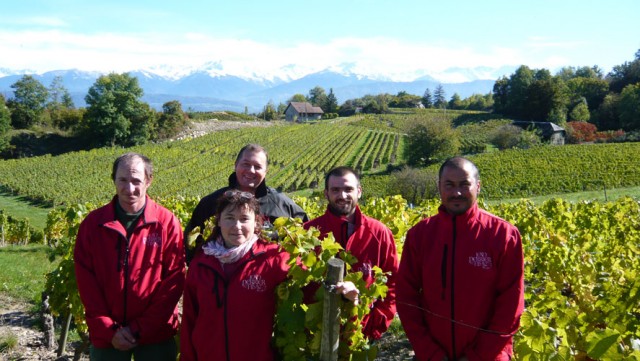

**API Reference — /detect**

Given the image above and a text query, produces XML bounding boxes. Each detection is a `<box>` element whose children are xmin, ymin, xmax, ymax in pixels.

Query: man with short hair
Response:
<box><xmin>397</xmin><ymin>157</ymin><xmax>524</xmax><ymax>361</ymax></box>
<box><xmin>74</xmin><ymin>153</ymin><xmax>185</xmax><ymax>361</ymax></box>
<box><xmin>184</xmin><ymin>143</ymin><xmax>308</xmax><ymax>261</ymax></box>
<box><xmin>304</xmin><ymin>166</ymin><xmax>398</xmax><ymax>340</ymax></box>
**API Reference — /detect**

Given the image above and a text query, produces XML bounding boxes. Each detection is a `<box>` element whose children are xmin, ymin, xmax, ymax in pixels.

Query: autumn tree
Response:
<box><xmin>566</xmin><ymin>121</ymin><xmax>597</xmax><ymax>143</ymax></box>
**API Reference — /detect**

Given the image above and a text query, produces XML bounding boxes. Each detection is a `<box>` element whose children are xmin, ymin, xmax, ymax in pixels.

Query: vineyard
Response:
<box><xmin>0</xmin><ymin>118</ymin><xmax>639</xmax><ymax>212</ymax></box>
<box><xmin>40</xmin><ymin>195</ymin><xmax>640</xmax><ymax>360</ymax></box>
<box><xmin>363</xmin><ymin>142</ymin><xmax>640</xmax><ymax>201</ymax></box>
<box><xmin>0</xmin><ymin>121</ymin><xmax>403</xmax><ymax>207</ymax></box>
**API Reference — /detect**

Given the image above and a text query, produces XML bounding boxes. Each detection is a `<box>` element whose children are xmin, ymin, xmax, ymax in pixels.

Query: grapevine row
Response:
<box><xmin>42</xmin><ymin>195</ymin><xmax>640</xmax><ymax>360</ymax></box>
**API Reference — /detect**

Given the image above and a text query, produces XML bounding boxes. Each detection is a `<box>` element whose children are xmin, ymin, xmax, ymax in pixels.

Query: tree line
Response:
<box><xmin>257</xmin><ymin>83</ymin><xmax>493</xmax><ymax>120</ymax></box>
<box><xmin>493</xmin><ymin>49</ymin><xmax>640</xmax><ymax>131</ymax></box>
<box><xmin>0</xmin><ymin>73</ymin><xmax>189</xmax><ymax>153</ymax></box>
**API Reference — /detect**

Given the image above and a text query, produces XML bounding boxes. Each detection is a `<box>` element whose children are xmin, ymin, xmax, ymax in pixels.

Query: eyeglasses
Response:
<box><xmin>224</xmin><ymin>190</ymin><xmax>254</xmax><ymax>200</ymax></box>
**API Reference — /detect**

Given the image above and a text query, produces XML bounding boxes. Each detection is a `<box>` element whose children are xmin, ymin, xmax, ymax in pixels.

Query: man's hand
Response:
<box><xmin>112</xmin><ymin>326</ymin><xmax>137</xmax><ymax>351</ymax></box>
<box><xmin>334</xmin><ymin>281</ymin><xmax>360</xmax><ymax>306</ymax></box>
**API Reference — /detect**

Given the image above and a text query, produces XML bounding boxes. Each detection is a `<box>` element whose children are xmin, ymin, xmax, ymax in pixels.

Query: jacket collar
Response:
<box><xmin>99</xmin><ymin>195</ymin><xmax>159</xmax><ymax>227</ymax></box>
<box><xmin>228</xmin><ymin>172</ymin><xmax>269</xmax><ymax>198</ymax></box>
<box><xmin>322</xmin><ymin>204</ymin><xmax>363</xmax><ymax>227</ymax></box>
<box><xmin>437</xmin><ymin>202</ymin><xmax>479</xmax><ymax>224</ymax></box>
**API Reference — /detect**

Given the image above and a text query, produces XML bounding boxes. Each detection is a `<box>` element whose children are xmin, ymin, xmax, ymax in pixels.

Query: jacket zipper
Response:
<box><xmin>122</xmin><ymin>235</ymin><xmax>131</xmax><ymax>327</ymax></box>
<box><xmin>450</xmin><ymin>216</ymin><xmax>457</xmax><ymax>361</ymax></box>
<box><xmin>441</xmin><ymin>245</ymin><xmax>448</xmax><ymax>300</ymax></box>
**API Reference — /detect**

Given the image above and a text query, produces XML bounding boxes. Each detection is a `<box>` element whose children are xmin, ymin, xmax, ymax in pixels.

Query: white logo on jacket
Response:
<box><xmin>242</xmin><ymin>275</ymin><xmax>267</xmax><ymax>292</ymax></box>
<box><xmin>469</xmin><ymin>252</ymin><xmax>492</xmax><ymax>270</ymax></box>
<box><xmin>143</xmin><ymin>233</ymin><xmax>162</xmax><ymax>247</ymax></box>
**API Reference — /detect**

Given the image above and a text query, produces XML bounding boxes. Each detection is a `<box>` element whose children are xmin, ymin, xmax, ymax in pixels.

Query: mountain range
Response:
<box><xmin>0</xmin><ymin>65</ymin><xmax>515</xmax><ymax>113</ymax></box>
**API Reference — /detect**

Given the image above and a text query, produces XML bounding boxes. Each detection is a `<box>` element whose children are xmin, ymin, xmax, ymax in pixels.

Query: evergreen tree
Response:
<box><xmin>422</xmin><ymin>88</ymin><xmax>433</xmax><ymax>108</ymax></box>
<box><xmin>324</xmin><ymin>88</ymin><xmax>339</xmax><ymax>113</ymax></box>
<box><xmin>433</xmin><ymin>84</ymin><xmax>447</xmax><ymax>109</ymax></box>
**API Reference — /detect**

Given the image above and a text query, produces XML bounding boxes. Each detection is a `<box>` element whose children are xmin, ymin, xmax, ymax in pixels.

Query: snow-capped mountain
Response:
<box><xmin>0</xmin><ymin>63</ymin><xmax>511</xmax><ymax>112</ymax></box>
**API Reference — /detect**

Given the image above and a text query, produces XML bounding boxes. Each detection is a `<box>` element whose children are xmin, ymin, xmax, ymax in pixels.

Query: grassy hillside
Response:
<box><xmin>0</xmin><ymin>113</ymin><xmax>638</xmax><ymax>221</ymax></box>
<box><xmin>0</xmin><ymin>120</ymin><xmax>403</xmax><ymax>207</ymax></box>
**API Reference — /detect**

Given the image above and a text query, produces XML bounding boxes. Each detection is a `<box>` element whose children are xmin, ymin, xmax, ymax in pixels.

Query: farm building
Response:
<box><xmin>284</xmin><ymin>102</ymin><xmax>324</xmax><ymax>122</ymax></box>
<box><xmin>513</xmin><ymin>121</ymin><xmax>566</xmax><ymax>145</ymax></box>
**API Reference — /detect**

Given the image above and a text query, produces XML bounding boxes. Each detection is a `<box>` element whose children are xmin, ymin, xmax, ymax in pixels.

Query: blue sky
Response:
<box><xmin>1</xmin><ymin>0</ymin><xmax>639</xmax><ymax>81</ymax></box>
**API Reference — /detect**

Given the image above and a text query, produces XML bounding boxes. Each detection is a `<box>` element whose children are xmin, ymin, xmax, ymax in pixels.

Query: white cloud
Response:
<box><xmin>0</xmin><ymin>29</ymin><xmax>594</xmax><ymax>81</ymax></box>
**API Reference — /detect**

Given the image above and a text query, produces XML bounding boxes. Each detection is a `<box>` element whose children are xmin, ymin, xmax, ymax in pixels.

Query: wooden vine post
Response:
<box><xmin>320</xmin><ymin>257</ymin><xmax>344</xmax><ymax>361</ymax></box>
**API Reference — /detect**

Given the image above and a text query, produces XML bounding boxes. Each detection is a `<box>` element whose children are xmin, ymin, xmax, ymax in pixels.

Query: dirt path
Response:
<box><xmin>0</xmin><ymin>293</ymin><xmax>413</xmax><ymax>360</ymax></box>
<box><xmin>173</xmin><ymin>119</ymin><xmax>279</xmax><ymax>140</ymax></box>
<box><xmin>0</xmin><ymin>294</ymin><xmax>71</xmax><ymax>360</ymax></box>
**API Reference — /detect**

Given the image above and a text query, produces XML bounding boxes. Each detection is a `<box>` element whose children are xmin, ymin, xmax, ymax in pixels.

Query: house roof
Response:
<box><xmin>287</xmin><ymin>102</ymin><xmax>324</xmax><ymax>114</ymax></box>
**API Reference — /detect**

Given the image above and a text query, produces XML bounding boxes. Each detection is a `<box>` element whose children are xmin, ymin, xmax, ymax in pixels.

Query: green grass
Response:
<box><xmin>0</xmin><ymin>192</ymin><xmax>51</xmax><ymax>231</ymax></box>
<box><xmin>0</xmin><ymin>244</ymin><xmax>57</xmax><ymax>303</ymax></box>
<box><xmin>487</xmin><ymin>186</ymin><xmax>640</xmax><ymax>206</ymax></box>
<box><xmin>0</xmin><ymin>333</ymin><xmax>18</xmax><ymax>352</ymax></box>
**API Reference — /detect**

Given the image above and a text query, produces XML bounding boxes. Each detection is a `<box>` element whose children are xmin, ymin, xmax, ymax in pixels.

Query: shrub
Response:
<box><xmin>566</xmin><ymin>121</ymin><xmax>597</xmax><ymax>143</ymax></box>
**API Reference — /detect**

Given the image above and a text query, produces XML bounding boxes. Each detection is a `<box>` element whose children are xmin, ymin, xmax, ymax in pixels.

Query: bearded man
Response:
<box><xmin>303</xmin><ymin>166</ymin><xmax>398</xmax><ymax>340</ymax></box>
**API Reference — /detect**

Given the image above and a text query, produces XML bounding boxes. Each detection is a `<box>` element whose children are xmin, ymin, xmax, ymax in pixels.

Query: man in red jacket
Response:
<box><xmin>397</xmin><ymin>157</ymin><xmax>524</xmax><ymax>361</ymax></box>
<box><xmin>74</xmin><ymin>153</ymin><xmax>185</xmax><ymax>361</ymax></box>
<box><xmin>304</xmin><ymin>166</ymin><xmax>398</xmax><ymax>340</ymax></box>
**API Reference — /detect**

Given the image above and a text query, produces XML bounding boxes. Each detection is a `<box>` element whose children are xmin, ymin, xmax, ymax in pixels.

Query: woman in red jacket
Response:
<box><xmin>180</xmin><ymin>190</ymin><xmax>290</xmax><ymax>361</ymax></box>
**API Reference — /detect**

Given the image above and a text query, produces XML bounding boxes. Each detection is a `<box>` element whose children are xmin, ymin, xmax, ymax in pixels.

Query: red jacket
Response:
<box><xmin>74</xmin><ymin>196</ymin><xmax>185</xmax><ymax>348</ymax></box>
<box><xmin>397</xmin><ymin>203</ymin><xmax>524</xmax><ymax>361</ymax></box>
<box><xmin>304</xmin><ymin>206</ymin><xmax>399</xmax><ymax>340</ymax></box>
<box><xmin>180</xmin><ymin>239</ymin><xmax>289</xmax><ymax>361</ymax></box>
